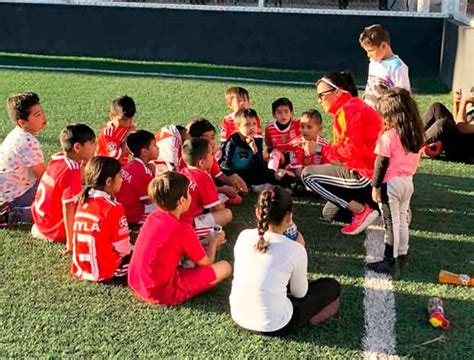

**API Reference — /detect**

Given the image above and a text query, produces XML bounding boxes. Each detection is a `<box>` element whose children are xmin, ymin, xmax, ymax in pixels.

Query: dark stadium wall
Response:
<box><xmin>0</xmin><ymin>3</ymin><xmax>444</xmax><ymax>77</ymax></box>
<box><xmin>440</xmin><ymin>19</ymin><xmax>474</xmax><ymax>93</ymax></box>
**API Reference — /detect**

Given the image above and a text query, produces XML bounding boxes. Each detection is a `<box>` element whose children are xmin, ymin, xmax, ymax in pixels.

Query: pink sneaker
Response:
<box><xmin>310</xmin><ymin>297</ymin><xmax>340</xmax><ymax>325</ymax></box>
<box><xmin>341</xmin><ymin>205</ymin><xmax>379</xmax><ymax>235</ymax></box>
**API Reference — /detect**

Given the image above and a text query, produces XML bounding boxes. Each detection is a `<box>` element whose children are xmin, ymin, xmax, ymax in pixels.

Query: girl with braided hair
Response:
<box><xmin>71</xmin><ymin>156</ymin><xmax>131</xmax><ymax>282</ymax></box>
<box><xmin>230</xmin><ymin>186</ymin><xmax>340</xmax><ymax>336</ymax></box>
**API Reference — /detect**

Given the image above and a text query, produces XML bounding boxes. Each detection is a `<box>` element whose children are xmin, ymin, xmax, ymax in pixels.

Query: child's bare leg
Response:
<box><xmin>212</xmin><ymin>208</ymin><xmax>233</xmax><ymax>227</ymax></box>
<box><xmin>210</xmin><ymin>260</ymin><xmax>232</xmax><ymax>285</ymax></box>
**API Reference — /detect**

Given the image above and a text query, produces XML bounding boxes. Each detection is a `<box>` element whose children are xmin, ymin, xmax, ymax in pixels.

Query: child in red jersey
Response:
<box><xmin>96</xmin><ymin>95</ymin><xmax>136</xmax><ymax>167</ymax></box>
<box><xmin>116</xmin><ymin>130</ymin><xmax>159</xmax><ymax>225</ymax></box>
<box><xmin>72</xmin><ymin>156</ymin><xmax>131</xmax><ymax>282</ymax></box>
<box><xmin>128</xmin><ymin>171</ymin><xmax>231</xmax><ymax>306</ymax></box>
<box><xmin>300</xmin><ymin>109</ymin><xmax>330</xmax><ymax>168</ymax></box>
<box><xmin>220</xmin><ymin>87</ymin><xmax>263</xmax><ymax>143</ymax></box>
<box><xmin>154</xmin><ymin>125</ymin><xmax>189</xmax><ymax>174</ymax></box>
<box><xmin>180</xmin><ymin>138</ymin><xmax>233</xmax><ymax>238</ymax></box>
<box><xmin>188</xmin><ymin>118</ymin><xmax>248</xmax><ymax>204</ymax></box>
<box><xmin>31</xmin><ymin>124</ymin><xmax>96</xmax><ymax>253</ymax></box>
<box><xmin>265</xmin><ymin>97</ymin><xmax>304</xmax><ymax>179</ymax></box>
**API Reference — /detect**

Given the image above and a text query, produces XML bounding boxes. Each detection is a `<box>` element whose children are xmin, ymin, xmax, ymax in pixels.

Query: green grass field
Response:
<box><xmin>1</xmin><ymin>54</ymin><xmax>473</xmax><ymax>358</ymax></box>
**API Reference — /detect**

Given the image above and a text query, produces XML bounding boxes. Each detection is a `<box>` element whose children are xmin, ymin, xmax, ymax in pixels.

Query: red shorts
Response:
<box><xmin>170</xmin><ymin>265</ymin><xmax>217</xmax><ymax>306</ymax></box>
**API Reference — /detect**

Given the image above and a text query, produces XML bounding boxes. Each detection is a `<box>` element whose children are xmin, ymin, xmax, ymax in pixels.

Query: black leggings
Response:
<box><xmin>423</xmin><ymin>102</ymin><xmax>474</xmax><ymax>163</ymax></box>
<box><xmin>302</xmin><ymin>164</ymin><xmax>377</xmax><ymax>210</ymax></box>
<box><xmin>242</xmin><ymin>278</ymin><xmax>341</xmax><ymax>337</ymax></box>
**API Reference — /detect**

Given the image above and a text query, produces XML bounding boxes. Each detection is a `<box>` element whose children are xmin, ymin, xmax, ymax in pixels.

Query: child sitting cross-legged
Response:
<box><xmin>128</xmin><ymin>172</ymin><xmax>231</xmax><ymax>306</ymax></box>
<box><xmin>180</xmin><ymin>138</ymin><xmax>232</xmax><ymax>238</ymax></box>
<box><xmin>300</xmin><ymin>109</ymin><xmax>330</xmax><ymax>168</ymax></box>
<box><xmin>230</xmin><ymin>186</ymin><xmax>341</xmax><ymax>336</ymax></box>
<box><xmin>219</xmin><ymin>108</ymin><xmax>279</xmax><ymax>188</ymax></box>
<box><xmin>31</xmin><ymin>124</ymin><xmax>96</xmax><ymax>254</ymax></box>
<box><xmin>0</xmin><ymin>92</ymin><xmax>47</xmax><ymax>227</ymax></box>
<box><xmin>116</xmin><ymin>130</ymin><xmax>159</xmax><ymax>225</ymax></box>
<box><xmin>188</xmin><ymin>118</ymin><xmax>248</xmax><ymax>204</ymax></box>
<box><xmin>265</xmin><ymin>97</ymin><xmax>304</xmax><ymax>185</ymax></box>
<box><xmin>71</xmin><ymin>156</ymin><xmax>131</xmax><ymax>282</ymax></box>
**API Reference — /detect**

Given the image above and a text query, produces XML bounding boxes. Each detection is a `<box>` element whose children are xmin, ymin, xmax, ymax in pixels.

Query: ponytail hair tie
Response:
<box><xmin>268</xmin><ymin>189</ymin><xmax>275</xmax><ymax>200</ymax></box>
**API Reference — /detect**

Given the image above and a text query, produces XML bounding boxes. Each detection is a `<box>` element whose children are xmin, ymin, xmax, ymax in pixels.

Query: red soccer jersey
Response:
<box><xmin>220</xmin><ymin>113</ymin><xmax>263</xmax><ymax>143</ymax></box>
<box><xmin>116</xmin><ymin>158</ymin><xmax>154</xmax><ymax>225</ymax></box>
<box><xmin>128</xmin><ymin>209</ymin><xmax>215</xmax><ymax>306</ymax></box>
<box><xmin>71</xmin><ymin>190</ymin><xmax>131</xmax><ymax>282</ymax></box>
<box><xmin>302</xmin><ymin>135</ymin><xmax>331</xmax><ymax>167</ymax></box>
<box><xmin>265</xmin><ymin>119</ymin><xmax>304</xmax><ymax>168</ymax></box>
<box><xmin>155</xmin><ymin>125</ymin><xmax>184</xmax><ymax>172</ymax></box>
<box><xmin>96</xmin><ymin>122</ymin><xmax>130</xmax><ymax>167</ymax></box>
<box><xmin>209</xmin><ymin>156</ymin><xmax>223</xmax><ymax>179</ymax></box>
<box><xmin>180</xmin><ymin>166</ymin><xmax>221</xmax><ymax>224</ymax></box>
<box><xmin>31</xmin><ymin>153</ymin><xmax>82</xmax><ymax>242</ymax></box>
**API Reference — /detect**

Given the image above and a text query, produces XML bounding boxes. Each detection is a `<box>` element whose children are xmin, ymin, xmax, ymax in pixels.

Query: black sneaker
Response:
<box><xmin>366</xmin><ymin>259</ymin><xmax>399</xmax><ymax>277</ymax></box>
<box><xmin>398</xmin><ymin>254</ymin><xmax>410</xmax><ymax>268</ymax></box>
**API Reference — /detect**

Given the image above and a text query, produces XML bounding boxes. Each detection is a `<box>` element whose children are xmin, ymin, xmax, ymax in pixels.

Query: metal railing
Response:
<box><xmin>2</xmin><ymin>0</ymin><xmax>473</xmax><ymax>24</ymax></box>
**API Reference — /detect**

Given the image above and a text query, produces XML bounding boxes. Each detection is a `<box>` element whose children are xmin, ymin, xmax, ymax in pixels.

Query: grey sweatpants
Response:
<box><xmin>380</xmin><ymin>176</ymin><xmax>414</xmax><ymax>258</ymax></box>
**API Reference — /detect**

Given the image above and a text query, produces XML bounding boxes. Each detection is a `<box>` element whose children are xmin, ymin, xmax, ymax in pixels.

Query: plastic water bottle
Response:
<box><xmin>283</xmin><ymin>222</ymin><xmax>298</xmax><ymax>241</ymax></box>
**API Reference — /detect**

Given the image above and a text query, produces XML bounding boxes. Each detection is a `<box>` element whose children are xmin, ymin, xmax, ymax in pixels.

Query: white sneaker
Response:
<box><xmin>31</xmin><ymin>224</ymin><xmax>50</xmax><ymax>240</ymax></box>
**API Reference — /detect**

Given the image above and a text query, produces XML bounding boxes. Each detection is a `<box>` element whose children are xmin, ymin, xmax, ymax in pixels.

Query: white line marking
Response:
<box><xmin>363</xmin><ymin>226</ymin><xmax>398</xmax><ymax>359</ymax></box>
<box><xmin>0</xmin><ymin>64</ymin><xmax>317</xmax><ymax>86</ymax></box>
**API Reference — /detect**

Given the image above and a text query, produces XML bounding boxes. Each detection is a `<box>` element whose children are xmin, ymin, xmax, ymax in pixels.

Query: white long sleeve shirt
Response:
<box><xmin>229</xmin><ymin>229</ymin><xmax>308</xmax><ymax>332</ymax></box>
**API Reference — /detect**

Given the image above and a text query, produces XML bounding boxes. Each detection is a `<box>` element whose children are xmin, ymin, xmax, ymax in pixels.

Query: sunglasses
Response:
<box><xmin>317</xmin><ymin>88</ymin><xmax>337</xmax><ymax>100</ymax></box>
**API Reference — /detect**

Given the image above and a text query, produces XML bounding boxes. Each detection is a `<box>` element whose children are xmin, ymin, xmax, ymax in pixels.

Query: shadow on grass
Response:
<box><xmin>0</xmin><ymin>53</ymin><xmax>450</xmax><ymax>94</ymax></box>
<box><xmin>412</xmin><ymin>173</ymin><xmax>474</xmax><ymax>236</ymax></box>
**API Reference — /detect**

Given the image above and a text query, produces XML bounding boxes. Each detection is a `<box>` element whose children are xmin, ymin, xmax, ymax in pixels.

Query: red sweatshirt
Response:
<box><xmin>323</xmin><ymin>93</ymin><xmax>382</xmax><ymax>179</ymax></box>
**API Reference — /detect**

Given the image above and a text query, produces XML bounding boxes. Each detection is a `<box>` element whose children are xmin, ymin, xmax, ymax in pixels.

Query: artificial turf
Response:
<box><xmin>1</xmin><ymin>54</ymin><xmax>472</xmax><ymax>358</ymax></box>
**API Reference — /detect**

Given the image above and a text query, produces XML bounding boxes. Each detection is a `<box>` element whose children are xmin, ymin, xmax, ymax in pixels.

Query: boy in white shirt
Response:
<box><xmin>359</xmin><ymin>24</ymin><xmax>411</xmax><ymax>109</ymax></box>
<box><xmin>0</xmin><ymin>92</ymin><xmax>47</xmax><ymax>226</ymax></box>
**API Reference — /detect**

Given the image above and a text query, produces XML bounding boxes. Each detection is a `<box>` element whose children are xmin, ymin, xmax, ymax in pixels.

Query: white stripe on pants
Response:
<box><xmin>381</xmin><ymin>176</ymin><xmax>413</xmax><ymax>257</ymax></box>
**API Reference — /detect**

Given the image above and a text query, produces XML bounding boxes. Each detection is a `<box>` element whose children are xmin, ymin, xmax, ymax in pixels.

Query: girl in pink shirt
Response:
<box><xmin>367</xmin><ymin>88</ymin><xmax>424</xmax><ymax>275</ymax></box>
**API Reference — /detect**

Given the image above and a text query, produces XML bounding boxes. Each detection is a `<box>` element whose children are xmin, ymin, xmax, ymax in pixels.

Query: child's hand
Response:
<box><xmin>275</xmin><ymin>168</ymin><xmax>295</xmax><ymax>179</ymax></box>
<box><xmin>59</xmin><ymin>247</ymin><xmax>72</xmax><ymax>256</ymax></box>
<box><xmin>229</xmin><ymin>174</ymin><xmax>249</xmax><ymax>194</ymax></box>
<box><xmin>262</xmin><ymin>150</ymin><xmax>270</xmax><ymax>161</ymax></box>
<box><xmin>296</xmin><ymin>232</ymin><xmax>305</xmax><ymax>247</ymax></box>
<box><xmin>463</xmin><ymin>95</ymin><xmax>474</xmax><ymax>104</ymax></box>
<box><xmin>219</xmin><ymin>185</ymin><xmax>238</xmax><ymax>198</ymax></box>
<box><xmin>453</xmin><ymin>89</ymin><xmax>462</xmax><ymax>102</ymax></box>
<box><xmin>372</xmin><ymin>187</ymin><xmax>382</xmax><ymax>203</ymax></box>
<box><xmin>245</xmin><ymin>136</ymin><xmax>258</xmax><ymax>154</ymax></box>
<box><xmin>211</xmin><ymin>231</ymin><xmax>226</xmax><ymax>247</ymax></box>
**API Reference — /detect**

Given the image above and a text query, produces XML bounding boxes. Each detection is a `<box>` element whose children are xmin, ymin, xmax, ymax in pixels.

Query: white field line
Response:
<box><xmin>363</xmin><ymin>225</ymin><xmax>398</xmax><ymax>360</ymax></box>
<box><xmin>0</xmin><ymin>64</ymin><xmax>316</xmax><ymax>86</ymax></box>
